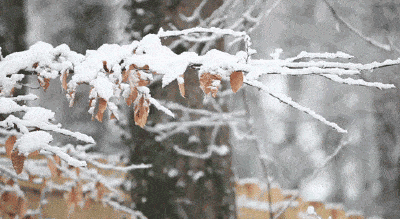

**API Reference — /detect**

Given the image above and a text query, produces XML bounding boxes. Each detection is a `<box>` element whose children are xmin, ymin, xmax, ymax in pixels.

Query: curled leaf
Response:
<box><xmin>95</xmin><ymin>182</ymin><xmax>107</xmax><ymax>201</ymax></box>
<box><xmin>126</xmin><ymin>87</ymin><xmax>138</xmax><ymax>106</ymax></box>
<box><xmin>5</xmin><ymin>135</ymin><xmax>16</xmax><ymax>158</ymax></box>
<box><xmin>199</xmin><ymin>72</ymin><xmax>222</xmax><ymax>97</ymax></box>
<box><xmin>134</xmin><ymin>96</ymin><xmax>150</xmax><ymax>128</ymax></box>
<box><xmin>47</xmin><ymin>155</ymin><xmax>62</xmax><ymax>179</ymax></box>
<box><xmin>66</xmin><ymin>182</ymin><xmax>83</xmax><ymax>215</ymax></box>
<box><xmin>102</xmin><ymin>61</ymin><xmax>109</xmax><ymax>73</ymax></box>
<box><xmin>28</xmin><ymin>150</ymin><xmax>40</xmax><ymax>158</ymax></box>
<box><xmin>32</xmin><ymin>62</ymin><xmax>39</xmax><ymax>69</ymax></box>
<box><xmin>11</xmin><ymin>149</ymin><xmax>26</xmax><ymax>174</ymax></box>
<box><xmin>122</xmin><ymin>69</ymin><xmax>129</xmax><ymax>83</ymax></box>
<box><xmin>62</xmin><ymin>71</ymin><xmax>69</xmax><ymax>91</ymax></box>
<box><xmin>178</xmin><ymin>74</ymin><xmax>185</xmax><ymax>98</ymax></box>
<box><xmin>230</xmin><ymin>71</ymin><xmax>243</xmax><ymax>93</ymax></box>
<box><xmin>38</xmin><ymin>77</ymin><xmax>51</xmax><ymax>91</ymax></box>
<box><xmin>1</xmin><ymin>191</ymin><xmax>18</xmax><ymax>216</ymax></box>
<box><xmin>95</xmin><ymin>98</ymin><xmax>107</xmax><ymax>122</ymax></box>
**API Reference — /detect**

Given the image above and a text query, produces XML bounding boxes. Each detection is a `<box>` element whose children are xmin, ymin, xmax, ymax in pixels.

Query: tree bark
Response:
<box><xmin>125</xmin><ymin>0</ymin><xmax>236</xmax><ymax>218</ymax></box>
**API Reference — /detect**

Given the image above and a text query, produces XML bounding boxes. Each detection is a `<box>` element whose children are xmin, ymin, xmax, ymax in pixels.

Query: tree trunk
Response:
<box><xmin>125</xmin><ymin>0</ymin><xmax>236</xmax><ymax>218</ymax></box>
<box><xmin>0</xmin><ymin>0</ymin><xmax>26</xmax><ymax>56</ymax></box>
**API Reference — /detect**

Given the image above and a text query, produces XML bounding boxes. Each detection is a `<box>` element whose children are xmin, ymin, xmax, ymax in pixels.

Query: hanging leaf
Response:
<box><xmin>47</xmin><ymin>155</ymin><xmax>62</xmax><ymax>179</ymax></box>
<box><xmin>5</xmin><ymin>135</ymin><xmax>16</xmax><ymax>158</ymax></box>
<box><xmin>38</xmin><ymin>77</ymin><xmax>51</xmax><ymax>91</ymax></box>
<box><xmin>28</xmin><ymin>150</ymin><xmax>40</xmax><ymax>158</ymax></box>
<box><xmin>102</xmin><ymin>61</ymin><xmax>110</xmax><ymax>73</ymax></box>
<box><xmin>16</xmin><ymin>196</ymin><xmax>28</xmax><ymax>218</ymax></box>
<box><xmin>126</xmin><ymin>87</ymin><xmax>138</xmax><ymax>106</ymax></box>
<box><xmin>199</xmin><ymin>72</ymin><xmax>222</xmax><ymax>97</ymax></box>
<box><xmin>95</xmin><ymin>98</ymin><xmax>107</xmax><ymax>122</ymax></box>
<box><xmin>32</xmin><ymin>62</ymin><xmax>39</xmax><ymax>69</ymax></box>
<box><xmin>11</xmin><ymin>149</ymin><xmax>26</xmax><ymax>174</ymax></box>
<box><xmin>83</xmin><ymin>197</ymin><xmax>94</xmax><ymax>210</ymax></box>
<box><xmin>0</xmin><ymin>191</ymin><xmax>19</xmax><ymax>217</ymax></box>
<box><xmin>68</xmin><ymin>91</ymin><xmax>75</xmax><ymax>107</ymax></box>
<box><xmin>62</xmin><ymin>71</ymin><xmax>68</xmax><ymax>91</ymax></box>
<box><xmin>134</xmin><ymin>96</ymin><xmax>150</xmax><ymax>128</ymax></box>
<box><xmin>230</xmin><ymin>71</ymin><xmax>243</xmax><ymax>93</ymax></box>
<box><xmin>66</xmin><ymin>182</ymin><xmax>83</xmax><ymax>214</ymax></box>
<box><xmin>6</xmin><ymin>179</ymin><xmax>14</xmax><ymax>186</ymax></box>
<box><xmin>122</xmin><ymin>69</ymin><xmax>129</xmax><ymax>83</ymax></box>
<box><xmin>95</xmin><ymin>182</ymin><xmax>107</xmax><ymax>201</ymax></box>
<box><xmin>138</xmin><ymin>75</ymin><xmax>150</xmax><ymax>87</ymax></box>
<box><xmin>178</xmin><ymin>74</ymin><xmax>185</xmax><ymax>98</ymax></box>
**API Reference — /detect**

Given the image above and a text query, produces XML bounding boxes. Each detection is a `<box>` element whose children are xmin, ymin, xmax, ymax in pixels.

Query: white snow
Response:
<box><xmin>0</xmin><ymin>98</ymin><xmax>26</xmax><ymax>114</ymax></box>
<box><xmin>91</xmin><ymin>76</ymin><xmax>114</xmax><ymax>101</ymax></box>
<box><xmin>15</xmin><ymin>131</ymin><xmax>53</xmax><ymax>156</ymax></box>
<box><xmin>23</xmin><ymin>107</ymin><xmax>55</xmax><ymax>123</ymax></box>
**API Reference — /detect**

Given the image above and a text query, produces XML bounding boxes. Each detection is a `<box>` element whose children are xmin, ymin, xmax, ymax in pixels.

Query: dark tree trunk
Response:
<box><xmin>0</xmin><ymin>0</ymin><xmax>26</xmax><ymax>56</ymax></box>
<box><xmin>125</xmin><ymin>1</ymin><xmax>236</xmax><ymax>218</ymax></box>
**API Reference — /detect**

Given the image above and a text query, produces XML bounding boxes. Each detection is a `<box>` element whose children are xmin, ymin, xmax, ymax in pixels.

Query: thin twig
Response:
<box><xmin>322</xmin><ymin>0</ymin><xmax>391</xmax><ymax>51</ymax></box>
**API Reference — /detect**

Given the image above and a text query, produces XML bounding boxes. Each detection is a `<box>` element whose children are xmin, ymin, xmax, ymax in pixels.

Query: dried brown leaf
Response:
<box><xmin>178</xmin><ymin>74</ymin><xmax>185</xmax><ymax>98</ymax></box>
<box><xmin>110</xmin><ymin>113</ymin><xmax>116</xmax><ymax>120</ymax></box>
<box><xmin>230</xmin><ymin>71</ymin><xmax>243</xmax><ymax>93</ymax></box>
<box><xmin>136</xmin><ymin>72</ymin><xmax>150</xmax><ymax>86</ymax></box>
<box><xmin>47</xmin><ymin>156</ymin><xmax>62</xmax><ymax>179</ymax></box>
<box><xmin>0</xmin><ymin>191</ymin><xmax>18</xmax><ymax>216</ymax></box>
<box><xmin>54</xmin><ymin>155</ymin><xmax>61</xmax><ymax>165</ymax></box>
<box><xmin>32</xmin><ymin>62</ymin><xmax>39</xmax><ymax>69</ymax></box>
<box><xmin>5</xmin><ymin>135</ymin><xmax>16</xmax><ymax>158</ymax></box>
<box><xmin>38</xmin><ymin>78</ymin><xmax>51</xmax><ymax>91</ymax></box>
<box><xmin>17</xmin><ymin>197</ymin><xmax>27</xmax><ymax>217</ymax></box>
<box><xmin>102</xmin><ymin>61</ymin><xmax>109</xmax><ymax>73</ymax></box>
<box><xmin>83</xmin><ymin>197</ymin><xmax>94</xmax><ymax>210</ymax></box>
<box><xmin>95</xmin><ymin>182</ymin><xmax>107</xmax><ymax>201</ymax></box>
<box><xmin>139</xmin><ymin>65</ymin><xmax>149</xmax><ymax>70</ymax></box>
<box><xmin>11</xmin><ymin>149</ymin><xmax>26</xmax><ymax>174</ymax></box>
<box><xmin>6</xmin><ymin>179</ymin><xmax>14</xmax><ymax>186</ymax></box>
<box><xmin>199</xmin><ymin>72</ymin><xmax>222</xmax><ymax>97</ymax></box>
<box><xmin>10</xmin><ymin>87</ymin><xmax>15</xmax><ymax>96</ymax></box>
<box><xmin>62</xmin><ymin>71</ymin><xmax>68</xmax><ymax>91</ymax></box>
<box><xmin>134</xmin><ymin>96</ymin><xmax>150</xmax><ymax>128</ymax></box>
<box><xmin>126</xmin><ymin>87</ymin><xmax>138</xmax><ymax>106</ymax></box>
<box><xmin>28</xmin><ymin>150</ymin><xmax>40</xmax><ymax>158</ymax></box>
<box><xmin>47</xmin><ymin>158</ymin><xmax>57</xmax><ymax>178</ymax></box>
<box><xmin>122</xmin><ymin>69</ymin><xmax>129</xmax><ymax>83</ymax></box>
<box><xmin>95</xmin><ymin>98</ymin><xmax>107</xmax><ymax>122</ymax></box>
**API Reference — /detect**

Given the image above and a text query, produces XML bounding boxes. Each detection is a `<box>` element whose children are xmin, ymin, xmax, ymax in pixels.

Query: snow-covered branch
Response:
<box><xmin>173</xmin><ymin>144</ymin><xmax>229</xmax><ymax>159</ymax></box>
<box><xmin>244</xmin><ymin>79</ymin><xmax>347</xmax><ymax>133</ymax></box>
<box><xmin>0</xmin><ymin>28</ymin><xmax>398</xmax><ymax>157</ymax></box>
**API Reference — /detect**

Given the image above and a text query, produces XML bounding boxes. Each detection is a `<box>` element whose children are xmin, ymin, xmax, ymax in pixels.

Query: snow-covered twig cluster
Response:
<box><xmin>0</xmin><ymin>143</ymin><xmax>148</xmax><ymax>218</ymax></box>
<box><xmin>0</xmin><ymin>24</ymin><xmax>398</xmax><ymax>218</ymax></box>
<box><xmin>0</xmin><ymin>27</ymin><xmax>397</xmax><ymax>161</ymax></box>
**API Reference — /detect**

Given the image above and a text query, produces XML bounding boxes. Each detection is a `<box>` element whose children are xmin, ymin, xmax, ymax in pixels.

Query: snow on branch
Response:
<box><xmin>285</xmin><ymin>51</ymin><xmax>354</xmax><ymax>62</ymax></box>
<box><xmin>157</xmin><ymin>27</ymin><xmax>248</xmax><ymax>40</ymax></box>
<box><xmin>179</xmin><ymin>0</ymin><xmax>209</xmax><ymax>23</ymax></box>
<box><xmin>0</xmin><ymin>30</ymin><xmax>399</xmax><ymax>136</ymax></box>
<box><xmin>147</xmin><ymin>110</ymin><xmax>246</xmax><ymax>141</ymax></box>
<box><xmin>71</xmin><ymin>151</ymin><xmax>152</xmax><ymax>172</ymax></box>
<box><xmin>321</xmin><ymin>74</ymin><xmax>395</xmax><ymax>89</ymax></box>
<box><xmin>244</xmin><ymin>79</ymin><xmax>347</xmax><ymax>133</ymax></box>
<box><xmin>173</xmin><ymin>144</ymin><xmax>229</xmax><ymax>159</ymax></box>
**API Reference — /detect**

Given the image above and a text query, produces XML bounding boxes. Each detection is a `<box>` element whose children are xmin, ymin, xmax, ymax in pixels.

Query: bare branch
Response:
<box><xmin>322</xmin><ymin>0</ymin><xmax>391</xmax><ymax>51</ymax></box>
